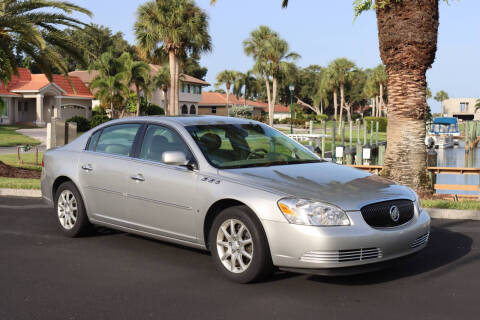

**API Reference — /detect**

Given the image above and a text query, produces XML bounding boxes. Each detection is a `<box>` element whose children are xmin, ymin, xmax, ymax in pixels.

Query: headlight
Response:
<box><xmin>278</xmin><ymin>198</ymin><xmax>350</xmax><ymax>226</ymax></box>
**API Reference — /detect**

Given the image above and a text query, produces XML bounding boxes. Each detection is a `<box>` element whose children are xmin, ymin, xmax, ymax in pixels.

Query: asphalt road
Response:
<box><xmin>1</xmin><ymin>197</ymin><xmax>479</xmax><ymax>320</ymax></box>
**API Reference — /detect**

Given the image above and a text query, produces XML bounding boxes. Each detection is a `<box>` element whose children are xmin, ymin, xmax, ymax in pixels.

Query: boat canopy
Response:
<box><xmin>432</xmin><ymin>117</ymin><xmax>458</xmax><ymax>125</ymax></box>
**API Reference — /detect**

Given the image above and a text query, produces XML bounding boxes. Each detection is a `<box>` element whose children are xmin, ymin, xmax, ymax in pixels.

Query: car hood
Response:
<box><xmin>218</xmin><ymin>162</ymin><xmax>414</xmax><ymax>211</ymax></box>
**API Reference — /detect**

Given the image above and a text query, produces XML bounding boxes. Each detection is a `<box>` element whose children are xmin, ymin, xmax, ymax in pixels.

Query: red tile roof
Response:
<box><xmin>0</xmin><ymin>68</ymin><xmax>93</xmax><ymax>98</ymax></box>
<box><xmin>199</xmin><ymin>92</ymin><xmax>290</xmax><ymax>113</ymax></box>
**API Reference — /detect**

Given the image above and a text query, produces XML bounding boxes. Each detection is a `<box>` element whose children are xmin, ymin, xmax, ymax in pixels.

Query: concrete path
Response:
<box><xmin>16</xmin><ymin>128</ymin><xmax>47</xmax><ymax>146</ymax></box>
<box><xmin>0</xmin><ymin>197</ymin><xmax>479</xmax><ymax>320</ymax></box>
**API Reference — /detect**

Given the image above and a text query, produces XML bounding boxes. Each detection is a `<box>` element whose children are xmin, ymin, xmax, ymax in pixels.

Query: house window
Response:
<box><xmin>460</xmin><ymin>102</ymin><xmax>469</xmax><ymax>112</ymax></box>
<box><xmin>181</xmin><ymin>104</ymin><xmax>188</xmax><ymax>114</ymax></box>
<box><xmin>190</xmin><ymin>105</ymin><xmax>196</xmax><ymax>114</ymax></box>
<box><xmin>211</xmin><ymin>106</ymin><xmax>217</xmax><ymax>114</ymax></box>
<box><xmin>0</xmin><ymin>98</ymin><xmax>7</xmax><ymax>117</ymax></box>
<box><xmin>180</xmin><ymin>83</ymin><xmax>185</xmax><ymax>93</ymax></box>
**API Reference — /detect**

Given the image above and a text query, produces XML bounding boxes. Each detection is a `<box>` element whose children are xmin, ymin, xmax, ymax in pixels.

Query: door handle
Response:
<box><xmin>81</xmin><ymin>164</ymin><xmax>93</xmax><ymax>172</ymax></box>
<box><xmin>130</xmin><ymin>174</ymin><xmax>145</xmax><ymax>182</ymax></box>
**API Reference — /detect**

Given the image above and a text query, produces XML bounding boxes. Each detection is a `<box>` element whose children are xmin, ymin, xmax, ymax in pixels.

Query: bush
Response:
<box><xmin>66</xmin><ymin>116</ymin><xmax>90</xmax><ymax>132</ymax></box>
<box><xmin>230</xmin><ymin>105</ymin><xmax>253</xmax><ymax>118</ymax></box>
<box><xmin>90</xmin><ymin>115</ymin><xmax>110</xmax><ymax>128</ymax></box>
<box><xmin>144</xmin><ymin>103</ymin><xmax>165</xmax><ymax>116</ymax></box>
<box><xmin>364</xmin><ymin>117</ymin><xmax>387</xmax><ymax>132</ymax></box>
<box><xmin>315</xmin><ymin>114</ymin><xmax>328</xmax><ymax>122</ymax></box>
<box><xmin>92</xmin><ymin>105</ymin><xmax>106</xmax><ymax>116</ymax></box>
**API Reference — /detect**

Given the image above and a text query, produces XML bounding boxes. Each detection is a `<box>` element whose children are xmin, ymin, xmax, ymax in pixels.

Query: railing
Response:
<box><xmin>348</xmin><ymin>165</ymin><xmax>480</xmax><ymax>199</ymax></box>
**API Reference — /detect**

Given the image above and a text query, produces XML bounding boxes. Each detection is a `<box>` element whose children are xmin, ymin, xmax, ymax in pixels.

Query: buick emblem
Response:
<box><xmin>389</xmin><ymin>205</ymin><xmax>400</xmax><ymax>222</ymax></box>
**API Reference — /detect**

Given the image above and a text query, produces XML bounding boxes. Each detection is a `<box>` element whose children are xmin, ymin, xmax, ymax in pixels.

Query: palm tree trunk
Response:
<box><xmin>333</xmin><ymin>89</ymin><xmax>338</xmax><ymax>121</ymax></box>
<box><xmin>272</xmin><ymin>76</ymin><xmax>278</xmax><ymax>124</ymax></box>
<box><xmin>265</xmin><ymin>77</ymin><xmax>273</xmax><ymax>126</ymax></box>
<box><xmin>372</xmin><ymin>97</ymin><xmax>376</xmax><ymax>117</ymax></box>
<box><xmin>174</xmin><ymin>55</ymin><xmax>180</xmax><ymax>115</ymax></box>
<box><xmin>339</xmin><ymin>83</ymin><xmax>344</xmax><ymax>130</ymax></box>
<box><xmin>376</xmin><ymin>96</ymin><xmax>380</xmax><ymax>117</ymax></box>
<box><xmin>226</xmin><ymin>83</ymin><xmax>230</xmax><ymax>116</ymax></box>
<box><xmin>136</xmin><ymin>85</ymin><xmax>141</xmax><ymax>117</ymax></box>
<box><xmin>168</xmin><ymin>50</ymin><xmax>176</xmax><ymax>115</ymax></box>
<box><xmin>163</xmin><ymin>86</ymin><xmax>168</xmax><ymax>116</ymax></box>
<box><xmin>379</xmin><ymin>82</ymin><xmax>385</xmax><ymax>117</ymax></box>
<box><xmin>381</xmin><ymin>68</ymin><xmax>429</xmax><ymax>191</ymax></box>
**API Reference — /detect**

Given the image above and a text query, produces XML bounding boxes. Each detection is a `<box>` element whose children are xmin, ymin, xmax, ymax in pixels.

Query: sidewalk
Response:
<box><xmin>0</xmin><ymin>128</ymin><xmax>46</xmax><ymax>154</ymax></box>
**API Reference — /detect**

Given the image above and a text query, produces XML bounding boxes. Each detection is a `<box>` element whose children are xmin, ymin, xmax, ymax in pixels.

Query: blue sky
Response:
<box><xmin>72</xmin><ymin>0</ymin><xmax>479</xmax><ymax>113</ymax></box>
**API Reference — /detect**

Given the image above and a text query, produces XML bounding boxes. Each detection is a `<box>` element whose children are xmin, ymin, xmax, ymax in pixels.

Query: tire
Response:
<box><xmin>54</xmin><ymin>181</ymin><xmax>92</xmax><ymax>237</ymax></box>
<box><xmin>209</xmin><ymin>206</ymin><xmax>274</xmax><ymax>283</ymax></box>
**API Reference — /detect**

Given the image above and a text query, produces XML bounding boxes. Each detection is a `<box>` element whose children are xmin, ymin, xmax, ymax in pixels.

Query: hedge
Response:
<box><xmin>364</xmin><ymin>117</ymin><xmax>387</xmax><ymax>132</ymax></box>
<box><xmin>90</xmin><ymin>115</ymin><xmax>110</xmax><ymax>128</ymax></box>
<box><xmin>66</xmin><ymin>116</ymin><xmax>90</xmax><ymax>132</ymax></box>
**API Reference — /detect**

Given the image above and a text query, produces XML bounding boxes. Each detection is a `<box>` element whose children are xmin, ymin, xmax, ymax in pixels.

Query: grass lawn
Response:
<box><xmin>0</xmin><ymin>177</ymin><xmax>40</xmax><ymax>189</ymax></box>
<box><xmin>0</xmin><ymin>126</ymin><xmax>41</xmax><ymax>147</ymax></box>
<box><xmin>421</xmin><ymin>199</ymin><xmax>480</xmax><ymax>211</ymax></box>
<box><xmin>0</xmin><ymin>152</ymin><xmax>43</xmax><ymax>171</ymax></box>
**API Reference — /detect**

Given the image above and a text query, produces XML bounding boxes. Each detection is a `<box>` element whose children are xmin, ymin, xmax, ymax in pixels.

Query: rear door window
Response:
<box><xmin>94</xmin><ymin>124</ymin><xmax>142</xmax><ymax>156</ymax></box>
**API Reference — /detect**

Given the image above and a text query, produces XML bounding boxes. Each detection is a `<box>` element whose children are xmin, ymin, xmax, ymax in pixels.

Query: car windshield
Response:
<box><xmin>185</xmin><ymin>123</ymin><xmax>321</xmax><ymax>169</ymax></box>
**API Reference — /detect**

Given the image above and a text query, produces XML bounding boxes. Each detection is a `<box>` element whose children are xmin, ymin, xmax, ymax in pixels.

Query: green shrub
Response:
<box><xmin>92</xmin><ymin>105</ymin><xmax>106</xmax><ymax>116</ymax></box>
<box><xmin>144</xmin><ymin>103</ymin><xmax>165</xmax><ymax>116</ymax></box>
<box><xmin>230</xmin><ymin>105</ymin><xmax>253</xmax><ymax>118</ymax></box>
<box><xmin>90</xmin><ymin>115</ymin><xmax>110</xmax><ymax>128</ymax></box>
<box><xmin>364</xmin><ymin>117</ymin><xmax>387</xmax><ymax>132</ymax></box>
<box><xmin>66</xmin><ymin>116</ymin><xmax>90</xmax><ymax>132</ymax></box>
<box><xmin>315</xmin><ymin>114</ymin><xmax>328</xmax><ymax>122</ymax></box>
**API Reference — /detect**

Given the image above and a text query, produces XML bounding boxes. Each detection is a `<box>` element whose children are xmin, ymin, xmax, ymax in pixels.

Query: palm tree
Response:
<box><xmin>244</xmin><ymin>26</ymin><xmax>299</xmax><ymax>126</ymax></box>
<box><xmin>434</xmin><ymin>90</ymin><xmax>449</xmax><ymax>115</ymax></box>
<box><xmin>475</xmin><ymin>99</ymin><xmax>480</xmax><ymax>112</ymax></box>
<box><xmin>323</xmin><ymin>66</ymin><xmax>339</xmax><ymax>120</ymax></box>
<box><xmin>0</xmin><ymin>0</ymin><xmax>91</xmax><ymax>83</ymax></box>
<box><xmin>134</xmin><ymin>0</ymin><xmax>211</xmax><ymax>116</ymax></box>
<box><xmin>90</xmin><ymin>52</ymin><xmax>128</xmax><ymax>119</ymax></box>
<box><xmin>280</xmin><ymin>1</ymin><xmax>450</xmax><ymax>191</ymax></box>
<box><xmin>151</xmin><ymin>65</ymin><xmax>171</xmax><ymax>116</ymax></box>
<box><xmin>371</xmin><ymin>65</ymin><xmax>387</xmax><ymax>117</ymax></box>
<box><xmin>120</xmin><ymin>53</ymin><xmax>151</xmax><ymax>117</ymax></box>
<box><xmin>216</xmin><ymin>70</ymin><xmax>237</xmax><ymax>117</ymax></box>
<box><xmin>330</xmin><ymin>58</ymin><xmax>356</xmax><ymax>124</ymax></box>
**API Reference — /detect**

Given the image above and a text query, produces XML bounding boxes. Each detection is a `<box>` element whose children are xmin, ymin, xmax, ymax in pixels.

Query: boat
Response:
<box><xmin>425</xmin><ymin>117</ymin><xmax>460</xmax><ymax>149</ymax></box>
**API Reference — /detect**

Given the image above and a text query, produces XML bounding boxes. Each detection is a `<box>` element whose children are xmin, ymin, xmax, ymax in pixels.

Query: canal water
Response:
<box><xmin>436</xmin><ymin>142</ymin><xmax>480</xmax><ymax>195</ymax></box>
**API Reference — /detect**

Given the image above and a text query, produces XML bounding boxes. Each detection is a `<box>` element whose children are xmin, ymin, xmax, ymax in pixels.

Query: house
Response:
<box><xmin>0</xmin><ymin>68</ymin><xmax>93</xmax><ymax>126</ymax></box>
<box><xmin>69</xmin><ymin>65</ymin><xmax>210</xmax><ymax>115</ymax></box>
<box><xmin>198</xmin><ymin>92</ymin><xmax>290</xmax><ymax>119</ymax></box>
<box><xmin>442</xmin><ymin>98</ymin><xmax>480</xmax><ymax>121</ymax></box>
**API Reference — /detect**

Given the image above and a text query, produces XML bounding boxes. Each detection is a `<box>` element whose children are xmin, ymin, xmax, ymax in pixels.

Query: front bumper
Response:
<box><xmin>263</xmin><ymin>208</ymin><xmax>430</xmax><ymax>270</ymax></box>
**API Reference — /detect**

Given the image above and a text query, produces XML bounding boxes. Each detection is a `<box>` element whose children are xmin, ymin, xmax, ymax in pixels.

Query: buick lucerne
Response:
<box><xmin>41</xmin><ymin>116</ymin><xmax>430</xmax><ymax>283</ymax></box>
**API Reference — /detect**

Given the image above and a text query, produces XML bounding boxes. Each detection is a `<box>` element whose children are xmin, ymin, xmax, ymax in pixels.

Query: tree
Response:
<box><xmin>323</xmin><ymin>65</ymin><xmax>339</xmax><ymax>120</ymax></box>
<box><xmin>216</xmin><ymin>70</ymin><xmax>237</xmax><ymax>116</ymax></box>
<box><xmin>0</xmin><ymin>0</ymin><xmax>91</xmax><ymax>83</ymax></box>
<box><xmin>135</xmin><ymin>0</ymin><xmax>211</xmax><ymax>116</ymax></box>
<box><xmin>329</xmin><ymin>58</ymin><xmax>356</xmax><ymax>123</ymax></box>
<box><xmin>244</xmin><ymin>26</ymin><xmax>299</xmax><ymax>126</ymax></box>
<box><xmin>151</xmin><ymin>65</ymin><xmax>171</xmax><ymax>116</ymax></box>
<box><xmin>281</xmin><ymin>0</ymin><xmax>450</xmax><ymax>191</ymax></box>
<box><xmin>120</xmin><ymin>53</ymin><xmax>151</xmax><ymax>117</ymax></box>
<box><xmin>233</xmin><ymin>71</ymin><xmax>262</xmax><ymax>103</ymax></box>
<box><xmin>434</xmin><ymin>90</ymin><xmax>449</xmax><ymax>115</ymax></box>
<box><xmin>89</xmin><ymin>52</ymin><xmax>128</xmax><ymax>119</ymax></box>
<box><xmin>476</xmin><ymin>99</ymin><xmax>480</xmax><ymax>112</ymax></box>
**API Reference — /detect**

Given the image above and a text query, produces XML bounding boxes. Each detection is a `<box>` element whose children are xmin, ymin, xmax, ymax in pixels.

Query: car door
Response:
<box><xmin>125</xmin><ymin>124</ymin><xmax>199</xmax><ymax>242</ymax></box>
<box><xmin>79</xmin><ymin>123</ymin><xmax>142</xmax><ymax>226</ymax></box>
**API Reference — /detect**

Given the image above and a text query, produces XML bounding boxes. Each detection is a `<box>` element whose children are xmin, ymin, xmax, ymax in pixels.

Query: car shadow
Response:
<box><xmin>306</xmin><ymin>224</ymin><xmax>473</xmax><ymax>285</ymax></box>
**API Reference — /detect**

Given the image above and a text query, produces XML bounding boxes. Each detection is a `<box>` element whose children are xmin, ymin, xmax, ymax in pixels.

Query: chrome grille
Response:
<box><xmin>300</xmin><ymin>248</ymin><xmax>383</xmax><ymax>263</ymax></box>
<box><xmin>411</xmin><ymin>232</ymin><xmax>430</xmax><ymax>248</ymax></box>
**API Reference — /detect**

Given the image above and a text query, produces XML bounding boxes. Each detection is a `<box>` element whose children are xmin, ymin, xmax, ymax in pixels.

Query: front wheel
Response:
<box><xmin>209</xmin><ymin>206</ymin><xmax>273</xmax><ymax>283</ymax></box>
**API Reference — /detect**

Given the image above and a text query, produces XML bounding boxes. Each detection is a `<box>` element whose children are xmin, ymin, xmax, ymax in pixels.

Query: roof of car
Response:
<box><xmin>116</xmin><ymin>115</ymin><xmax>259</xmax><ymax>127</ymax></box>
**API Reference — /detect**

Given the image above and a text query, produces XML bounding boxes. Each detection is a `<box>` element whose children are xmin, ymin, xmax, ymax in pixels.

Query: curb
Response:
<box><xmin>0</xmin><ymin>188</ymin><xmax>42</xmax><ymax>198</ymax></box>
<box><xmin>426</xmin><ymin>208</ymin><xmax>480</xmax><ymax>221</ymax></box>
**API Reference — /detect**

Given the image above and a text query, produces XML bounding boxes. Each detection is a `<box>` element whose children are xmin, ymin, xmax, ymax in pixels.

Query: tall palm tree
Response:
<box><xmin>372</xmin><ymin>64</ymin><xmax>387</xmax><ymax>117</ymax></box>
<box><xmin>434</xmin><ymin>90</ymin><xmax>449</xmax><ymax>115</ymax></box>
<box><xmin>475</xmin><ymin>99</ymin><xmax>480</xmax><ymax>112</ymax></box>
<box><xmin>216</xmin><ymin>70</ymin><xmax>237</xmax><ymax>117</ymax></box>
<box><xmin>330</xmin><ymin>58</ymin><xmax>356</xmax><ymax>124</ymax></box>
<box><xmin>120</xmin><ymin>53</ymin><xmax>151</xmax><ymax>117</ymax></box>
<box><xmin>151</xmin><ymin>65</ymin><xmax>171</xmax><ymax>116</ymax></box>
<box><xmin>244</xmin><ymin>26</ymin><xmax>299</xmax><ymax>126</ymax></box>
<box><xmin>323</xmin><ymin>65</ymin><xmax>339</xmax><ymax>120</ymax></box>
<box><xmin>134</xmin><ymin>0</ymin><xmax>211</xmax><ymax>116</ymax></box>
<box><xmin>0</xmin><ymin>0</ymin><xmax>91</xmax><ymax>83</ymax></box>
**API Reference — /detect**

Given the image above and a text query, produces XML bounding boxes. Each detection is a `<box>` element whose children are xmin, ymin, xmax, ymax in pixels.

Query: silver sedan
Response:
<box><xmin>41</xmin><ymin>116</ymin><xmax>430</xmax><ymax>283</ymax></box>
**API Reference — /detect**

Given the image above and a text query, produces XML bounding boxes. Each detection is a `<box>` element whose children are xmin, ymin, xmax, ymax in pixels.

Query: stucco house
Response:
<box><xmin>441</xmin><ymin>97</ymin><xmax>480</xmax><ymax>121</ymax></box>
<box><xmin>198</xmin><ymin>92</ymin><xmax>290</xmax><ymax>119</ymax></box>
<box><xmin>0</xmin><ymin>68</ymin><xmax>93</xmax><ymax>126</ymax></box>
<box><xmin>69</xmin><ymin>65</ymin><xmax>210</xmax><ymax>115</ymax></box>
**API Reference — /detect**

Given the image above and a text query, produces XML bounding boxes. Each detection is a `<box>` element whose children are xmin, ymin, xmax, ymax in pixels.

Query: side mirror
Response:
<box><xmin>162</xmin><ymin>151</ymin><xmax>190</xmax><ymax>166</ymax></box>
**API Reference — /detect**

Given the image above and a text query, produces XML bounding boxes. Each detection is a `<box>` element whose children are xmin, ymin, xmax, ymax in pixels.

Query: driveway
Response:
<box><xmin>0</xmin><ymin>197</ymin><xmax>479</xmax><ymax>320</ymax></box>
<box><xmin>16</xmin><ymin>128</ymin><xmax>47</xmax><ymax>146</ymax></box>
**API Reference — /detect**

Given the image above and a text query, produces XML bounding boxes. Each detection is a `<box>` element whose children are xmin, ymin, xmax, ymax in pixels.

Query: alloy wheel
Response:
<box><xmin>216</xmin><ymin>219</ymin><xmax>254</xmax><ymax>273</ymax></box>
<box><xmin>57</xmin><ymin>190</ymin><xmax>78</xmax><ymax>230</ymax></box>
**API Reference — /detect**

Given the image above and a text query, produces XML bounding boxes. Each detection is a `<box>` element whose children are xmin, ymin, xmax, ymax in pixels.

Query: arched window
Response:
<box><xmin>181</xmin><ymin>104</ymin><xmax>188</xmax><ymax>114</ymax></box>
<box><xmin>189</xmin><ymin>105</ymin><xmax>196</xmax><ymax>115</ymax></box>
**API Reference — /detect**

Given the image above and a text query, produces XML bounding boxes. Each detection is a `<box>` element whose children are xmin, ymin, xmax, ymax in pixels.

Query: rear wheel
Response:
<box><xmin>209</xmin><ymin>206</ymin><xmax>273</xmax><ymax>283</ymax></box>
<box><xmin>54</xmin><ymin>181</ymin><xmax>91</xmax><ymax>237</ymax></box>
